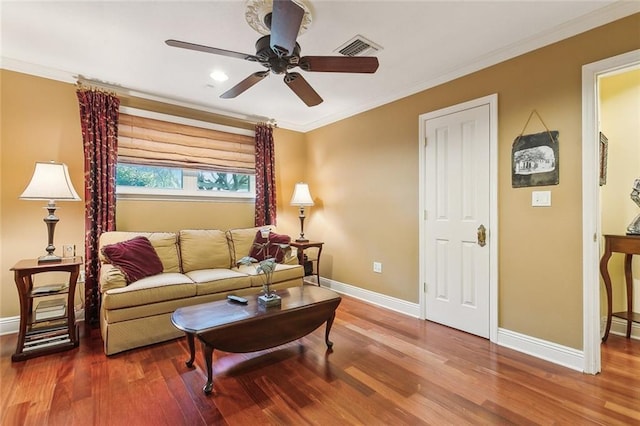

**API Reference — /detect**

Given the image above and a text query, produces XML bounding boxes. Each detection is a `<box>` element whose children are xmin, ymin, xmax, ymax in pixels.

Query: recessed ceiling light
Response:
<box><xmin>209</xmin><ymin>71</ymin><xmax>229</xmax><ymax>82</ymax></box>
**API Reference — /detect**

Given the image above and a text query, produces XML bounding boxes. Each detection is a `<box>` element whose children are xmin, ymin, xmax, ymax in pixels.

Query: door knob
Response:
<box><xmin>477</xmin><ymin>224</ymin><xmax>487</xmax><ymax>247</ymax></box>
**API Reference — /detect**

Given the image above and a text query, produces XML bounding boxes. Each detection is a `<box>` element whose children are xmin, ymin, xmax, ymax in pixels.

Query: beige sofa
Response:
<box><xmin>98</xmin><ymin>226</ymin><xmax>304</xmax><ymax>355</ymax></box>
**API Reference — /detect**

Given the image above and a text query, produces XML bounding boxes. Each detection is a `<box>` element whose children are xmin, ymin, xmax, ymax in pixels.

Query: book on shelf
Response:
<box><xmin>23</xmin><ymin>335</ymin><xmax>71</xmax><ymax>351</ymax></box>
<box><xmin>35</xmin><ymin>309</ymin><xmax>66</xmax><ymax>321</ymax></box>
<box><xmin>35</xmin><ymin>298</ymin><xmax>66</xmax><ymax>321</ymax></box>
<box><xmin>36</xmin><ymin>298</ymin><xmax>66</xmax><ymax>312</ymax></box>
<box><xmin>31</xmin><ymin>283</ymin><xmax>68</xmax><ymax>295</ymax></box>
<box><xmin>26</xmin><ymin>325</ymin><xmax>68</xmax><ymax>341</ymax></box>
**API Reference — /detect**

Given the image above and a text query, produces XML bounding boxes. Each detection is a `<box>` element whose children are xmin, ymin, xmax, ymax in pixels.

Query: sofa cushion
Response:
<box><xmin>248</xmin><ymin>231</ymin><xmax>291</xmax><ymax>263</ymax></box>
<box><xmin>102</xmin><ymin>272</ymin><xmax>196</xmax><ymax>310</ymax></box>
<box><xmin>102</xmin><ymin>236</ymin><xmax>164</xmax><ymax>284</ymax></box>
<box><xmin>180</xmin><ymin>229</ymin><xmax>231</xmax><ymax>272</ymax></box>
<box><xmin>186</xmin><ymin>269</ymin><xmax>253</xmax><ymax>295</ymax></box>
<box><xmin>99</xmin><ymin>231</ymin><xmax>180</xmax><ymax>273</ymax></box>
<box><xmin>99</xmin><ymin>263</ymin><xmax>127</xmax><ymax>292</ymax></box>
<box><xmin>226</xmin><ymin>226</ymin><xmax>276</xmax><ymax>265</ymax></box>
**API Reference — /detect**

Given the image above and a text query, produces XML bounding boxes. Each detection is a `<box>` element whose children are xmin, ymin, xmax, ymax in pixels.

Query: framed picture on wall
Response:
<box><xmin>512</xmin><ymin>130</ymin><xmax>560</xmax><ymax>188</ymax></box>
<box><xmin>599</xmin><ymin>132</ymin><xmax>608</xmax><ymax>186</ymax></box>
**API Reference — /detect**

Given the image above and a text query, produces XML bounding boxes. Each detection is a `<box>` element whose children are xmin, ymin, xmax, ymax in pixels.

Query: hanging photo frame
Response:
<box><xmin>599</xmin><ymin>132</ymin><xmax>608</xmax><ymax>186</ymax></box>
<box><xmin>511</xmin><ymin>110</ymin><xmax>559</xmax><ymax>188</ymax></box>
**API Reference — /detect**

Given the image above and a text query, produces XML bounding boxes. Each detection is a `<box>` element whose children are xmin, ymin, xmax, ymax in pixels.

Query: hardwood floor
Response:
<box><xmin>1</xmin><ymin>294</ymin><xmax>639</xmax><ymax>425</ymax></box>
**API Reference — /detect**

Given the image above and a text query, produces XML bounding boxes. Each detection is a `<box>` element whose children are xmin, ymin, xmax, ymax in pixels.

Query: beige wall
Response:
<box><xmin>1</xmin><ymin>14</ymin><xmax>639</xmax><ymax>351</ymax></box>
<box><xmin>305</xmin><ymin>14</ymin><xmax>639</xmax><ymax>349</ymax></box>
<box><xmin>1</xmin><ymin>71</ymin><xmax>86</xmax><ymax>314</ymax></box>
<box><xmin>600</xmin><ymin>69</ymin><xmax>640</xmax><ymax>313</ymax></box>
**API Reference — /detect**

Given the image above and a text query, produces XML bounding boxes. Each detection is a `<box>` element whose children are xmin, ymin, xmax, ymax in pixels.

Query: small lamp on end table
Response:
<box><xmin>290</xmin><ymin>182</ymin><xmax>314</xmax><ymax>242</ymax></box>
<box><xmin>20</xmin><ymin>161</ymin><xmax>81</xmax><ymax>263</ymax></box>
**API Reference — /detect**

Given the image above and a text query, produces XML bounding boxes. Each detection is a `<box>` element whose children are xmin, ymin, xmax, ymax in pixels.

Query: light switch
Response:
<box><xmin>532</xmin><ymin>190</ymin><xmax>551</xmax><ymax>207</ymax></box>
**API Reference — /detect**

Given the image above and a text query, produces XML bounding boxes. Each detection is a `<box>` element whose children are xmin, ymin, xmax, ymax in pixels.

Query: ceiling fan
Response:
<box><xmin>165</xmin><ymin>0</ymin><xmax>379</xmax><ymax>107</ymax></box>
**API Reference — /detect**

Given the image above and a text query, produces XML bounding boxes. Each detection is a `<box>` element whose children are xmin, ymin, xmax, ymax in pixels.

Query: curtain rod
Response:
<box><xmin>76</xmin><ymin>76</ymin><xmax>277</xmax><ymax>128</ymax></box>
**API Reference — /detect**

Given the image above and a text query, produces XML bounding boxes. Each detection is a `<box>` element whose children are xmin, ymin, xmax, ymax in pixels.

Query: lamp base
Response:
<box><xmin>38</xmin><ymin>254</ymin><xmax>62</xmax><ymax>264</ymax></box>
<box><xmin>295</xmin><ymin>238</ymin><xmax>309</xmax><ymax>243</ymax></box>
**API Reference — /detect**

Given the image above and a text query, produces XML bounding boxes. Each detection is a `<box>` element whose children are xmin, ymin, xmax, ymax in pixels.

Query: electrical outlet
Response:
<box><xmin>373</xmin><ymin>262</ymin><xmax>382</xmax><ymax>273</ymax></box>
<box><xmin>79</xmin><ymin>270</ymin><xmax>85</xmax><ymax>283</ymax></box>
<box><xmin>63</xmin><ymin>244</ymin><xmax>74</xmax><ymax>258</ymax></box>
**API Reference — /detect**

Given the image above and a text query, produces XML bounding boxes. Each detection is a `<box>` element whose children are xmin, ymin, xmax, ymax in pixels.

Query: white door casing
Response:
<box><xmin>419</xmin><ymin>94</ymin><xmax>498</xmax><ymax>342</ymax></box>
<box><xmin>581</xmin><ymin>49</ymin><xmax>640</xmax><ymax>374</ymax></box>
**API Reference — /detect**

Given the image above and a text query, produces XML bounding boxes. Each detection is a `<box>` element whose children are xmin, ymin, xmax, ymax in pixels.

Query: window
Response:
<box><xmin>116</xmin><ymin>108</ymin><xmax>255</xmax><ymax>200</ymax></box>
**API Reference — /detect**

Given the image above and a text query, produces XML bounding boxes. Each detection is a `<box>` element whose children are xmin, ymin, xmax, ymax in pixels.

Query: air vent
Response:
<box><xmin>335</xmin><ymin>35</ymin><xmax>382</xmax><ymax>57</ymax></box>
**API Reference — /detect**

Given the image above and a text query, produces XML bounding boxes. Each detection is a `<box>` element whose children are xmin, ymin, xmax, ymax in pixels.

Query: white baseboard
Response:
<box><xmin>321</xmin><ymin>276</ymin><xmax>589</xmax><ymax>371</ymax></box>
<box><xmin>609</xmin><ymin>316</ymin><xmax>640</xmax><ymax>340</ymax></box>
<box><xmin>497</xmin><ymin>328</ymin><xmax>584</xmax><ymax>372</ymax></box>
<box><xmin>0</xmin><ymin>309</ymin><xmax>86</xmax><ymax>337</ymax></box>
<box><xmin>0</xmin><ymin>316</ymin><xmax>20</xmax><ymax>336</ymax></box>
<box><xmin>319</xmin><ymin>277</ymin><xmax>421</xmax><ymax>318</ymax></box>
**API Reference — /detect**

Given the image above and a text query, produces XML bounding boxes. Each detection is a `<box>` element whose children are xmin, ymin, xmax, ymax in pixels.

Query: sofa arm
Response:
<box><xmin>99</xmin><ymin>263</ymin><xmax>127</xmax><ymax>292</ymax></box>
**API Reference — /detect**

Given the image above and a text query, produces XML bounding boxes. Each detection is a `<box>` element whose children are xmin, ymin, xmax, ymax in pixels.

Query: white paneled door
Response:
<box><xmin>423</xmin><ymin>103</ymin><xmax>491</xmax><ymax>338</ymax></box>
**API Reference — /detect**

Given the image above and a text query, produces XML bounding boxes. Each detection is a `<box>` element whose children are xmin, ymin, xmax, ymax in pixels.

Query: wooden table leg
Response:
<box><xmin>315</xmin><ymin>244</ymin><xmax>323</xmax><ymax>286</ymax></box>
<box><xmin>202</xmin><ymin>341</ymin><xmax>214</xmax><ymax>395</ymax></box>
<box><xmin>325</xmin><ymin>312</ymin><xmax>335</xmax><ymax>348</ymax></box>
<box><xmin>624</xmin><ymin>254</ymin><xmax>634</xmax><ymax>338</ymax></box>
<box><xmin>599</xmin><ymin>248</ymin><xmax>613</xmax><ymax>342</ymax></box>
<box><xmin>185</xmin><ymin>333</ymin><xmax>195</xmax><ymax>368</ymax></box>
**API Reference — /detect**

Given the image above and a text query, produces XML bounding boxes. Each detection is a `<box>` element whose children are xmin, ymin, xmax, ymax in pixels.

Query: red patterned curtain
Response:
<box><xmin>76</xmin><ymin>88</ymin><xmax>120</xmax><ymax>327</ymax></box>
<box><xmin>254</xmin><ymin>124</ymin><xmax>277</xmax><ymax>226</ymax></box>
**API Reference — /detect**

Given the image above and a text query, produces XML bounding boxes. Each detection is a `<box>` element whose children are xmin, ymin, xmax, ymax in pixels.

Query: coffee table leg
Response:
<box><xmin>202</xmin><ymin>341</ymin><xmax>214</xmax><ymax>395</ymax></box>
<box><xmin>325</xmin><ymin>312</ymin><xmax>336</xmax><ymax>348</ymax></box>
<box><xmin>185</xmin><ymin>333</ymin><xmax>195</xmax><ymax>368</ymax></box>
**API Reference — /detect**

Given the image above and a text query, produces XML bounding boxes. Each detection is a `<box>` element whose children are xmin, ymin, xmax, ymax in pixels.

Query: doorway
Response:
<box><xmin>418</xmin><ymin>94</ymin><xmax>498</xmax><ymax>342</ymax></box>
<box><xmin>582</xmin><ymin>49</ymin><xmax>640</xmax><ymax>374</ymax></box>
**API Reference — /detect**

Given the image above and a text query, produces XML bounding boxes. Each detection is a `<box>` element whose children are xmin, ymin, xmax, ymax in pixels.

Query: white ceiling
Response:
<box><xmin>2</xmin><ymin>1</ymin><xmax>639</xmax><ymax>132</ymax></box>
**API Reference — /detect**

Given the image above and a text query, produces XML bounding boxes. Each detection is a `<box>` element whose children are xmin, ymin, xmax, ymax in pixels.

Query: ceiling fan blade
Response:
<box><xmin>284</xmin><ymin>72</ymin><xmax>322</xmax><ymax>106</ymax></box>
<box><xmin>270</xmin><ymin>0</ymin><xmax>304</xmax><ymax>57</ymax></box>
<box><xmin>299</xmin><ymin>56</ymin><xmax>379</xmax><ymax>73</ymax></box>
<box><xmin>165</xmin><ymin>39</ymin><xmax>257</xmax><ymax>61</ymax></box>
<box><xmin>221</xmin><ymin>71</ymin><xmax>269</xmax><ymax>99</ymax></box>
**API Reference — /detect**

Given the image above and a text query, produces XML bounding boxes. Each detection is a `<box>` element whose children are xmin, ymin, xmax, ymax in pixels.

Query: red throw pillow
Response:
<box><xmin>249</xmin><ymin>231</ymin><xmax>291</xmax><ymax>263</ymax></box>
<box><xmin>102</xmin><ymin>236</ymin><xmax>164</xmax><ymax>284</ymax></box>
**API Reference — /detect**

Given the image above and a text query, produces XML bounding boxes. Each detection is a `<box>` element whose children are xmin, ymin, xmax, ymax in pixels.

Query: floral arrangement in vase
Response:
<box><xmin>237</xmin><ymin>256</ymin><xmax>281</xmax><ymax>307</ymax></box>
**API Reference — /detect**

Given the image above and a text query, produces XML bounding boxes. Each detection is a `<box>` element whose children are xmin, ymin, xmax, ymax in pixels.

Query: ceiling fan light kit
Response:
<box><xmin>166</xmin><ymin>0</ymin><xmax>379</xmax><ymax>107</ymax></box>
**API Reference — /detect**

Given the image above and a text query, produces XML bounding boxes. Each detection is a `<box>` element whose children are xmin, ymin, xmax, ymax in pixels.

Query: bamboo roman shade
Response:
<box><xmin>118</xmin><ymin>113</ymin><xmax>256</xmax><ymax>174</ymax></box>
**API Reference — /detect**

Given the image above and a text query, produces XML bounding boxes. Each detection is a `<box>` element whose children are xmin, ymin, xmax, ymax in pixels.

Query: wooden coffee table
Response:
<box><xmin>171</xmin><ymin>285</ymin><xmax>341</xmax><ymax>394</ymax></box>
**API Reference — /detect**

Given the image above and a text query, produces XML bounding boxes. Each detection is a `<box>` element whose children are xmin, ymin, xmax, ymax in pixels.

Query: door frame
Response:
<box><xmin>581</xmin><ymin>49</ymin><xmax>640</xmax><ymax>374</ymax></box>
<box><xmin>418</xmin><ymin>94</ymin><xmax>499</xmax><ymax>343</ymax></box>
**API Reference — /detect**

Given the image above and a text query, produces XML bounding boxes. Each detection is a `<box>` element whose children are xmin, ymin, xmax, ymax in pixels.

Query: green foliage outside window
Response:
<box><xmin>116</xmin><ymin>164</ymin><xmax>182</xmax><ymax>188</ymax></box>
<box><xmin>197</xmin><ymin>171</ymin><xmax>250</xmax><ymax>192</ymax></box>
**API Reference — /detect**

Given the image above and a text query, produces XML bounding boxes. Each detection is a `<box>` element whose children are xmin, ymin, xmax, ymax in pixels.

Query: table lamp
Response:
<box><xmin>20</xmin><ymin>161</ymin><xmax>81</xmax><ymax>263</ymax></box>
<box><xmin>290</xmin><ymin>182</ymin><xmax>314</xmax><ymax>242</ymax></box>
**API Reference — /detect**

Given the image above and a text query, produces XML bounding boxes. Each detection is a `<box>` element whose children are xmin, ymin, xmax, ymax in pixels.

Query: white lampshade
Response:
<box><xmin>20</xmin><ymin>162</ymin><xmax>81</xmax><ymax>201</ymax></box>
<box><xmin>290</xmin><ymin>182</ymin><xmax>314</xmax><ymax>206</ymax></box>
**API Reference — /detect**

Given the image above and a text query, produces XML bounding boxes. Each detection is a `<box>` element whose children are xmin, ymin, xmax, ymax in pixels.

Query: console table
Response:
<box><xmin>599</xmin><ymin>234</ymin><xmax>640</xmax><ymax>342</ymax></box>
<box><xmin>10</xmin><ymin>257</ymin><xmax>82</xmax><ymax>361</ymax></box>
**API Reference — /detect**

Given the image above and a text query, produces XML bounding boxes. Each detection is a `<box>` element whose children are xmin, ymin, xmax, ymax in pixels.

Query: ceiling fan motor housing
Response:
<box><xmin>255</xmin><ymin>35</ymin><xmax>300</xmax><ymax>74</ymax></box>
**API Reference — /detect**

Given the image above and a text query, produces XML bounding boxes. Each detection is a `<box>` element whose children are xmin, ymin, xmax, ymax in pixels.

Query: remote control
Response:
<box><xmin>227</xmin><ymin>295</ymin><xmax>248</xmax><ymax>304</ymax></box>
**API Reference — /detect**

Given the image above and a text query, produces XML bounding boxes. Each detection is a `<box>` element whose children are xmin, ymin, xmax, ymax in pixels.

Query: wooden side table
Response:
<box><xmin>290</xmin><ymin>241</ymin><xmax>324</xmax><ymax>285</ymax></box>
<box><xmin>10</xmin><ymin>256</ymin><xmax>82</xmax><ymax>361</ymax></box>
<box><xmin>599</xmin><ymin>234</ymin><xmax>640</xmax><ymax>342</ymax></box>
